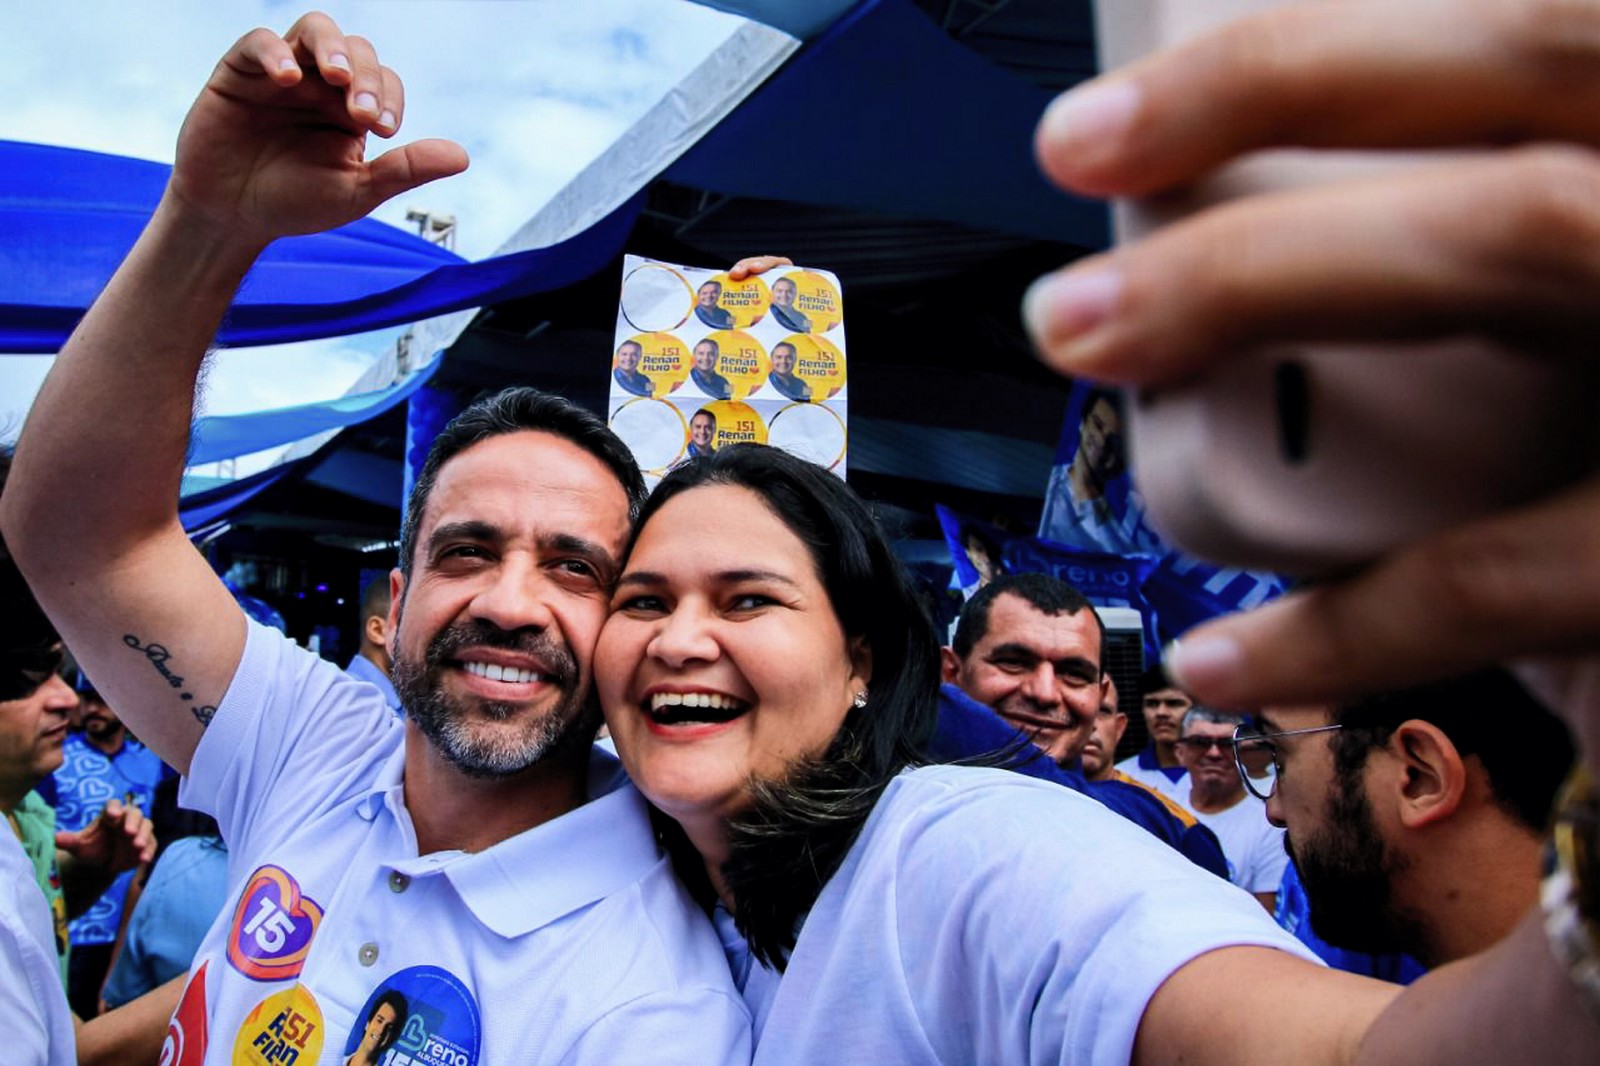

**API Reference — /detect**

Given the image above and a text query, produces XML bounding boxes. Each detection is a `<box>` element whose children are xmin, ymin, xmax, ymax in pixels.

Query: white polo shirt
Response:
<box><xmin>1173</xmin><ymin>779</ymin><xmax>1289</xmax><ymax>894</ymax></box>
<box><xmin>1112</xmin><ymin>752</ymin><xmax>1188</xmax><ymax>800</ymax></box>
<box><xmin>174</xmin><ymin>620</ymin><xmax>750</xmax><ymax>1065</ymax></box>
<box><xmin>727</xmin><ymin>766</ymin><xmax>1315</xmax><ymax>1066</ymax></box>
<box><xmin>0</xmin><ymin>825</ymin><xmax>74</xmax><ymax>1066</ymax></box>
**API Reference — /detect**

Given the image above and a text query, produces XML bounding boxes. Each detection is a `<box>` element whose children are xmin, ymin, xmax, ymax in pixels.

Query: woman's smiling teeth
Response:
<box><xmin>648</xmin><ymin>691</ymin><xmax>748</xmax><ymax>724</ymax></box>
<box><xmin>463</xmin><ymin>660</ymin><xmax>542</xmax><ymax>684</ymax></box>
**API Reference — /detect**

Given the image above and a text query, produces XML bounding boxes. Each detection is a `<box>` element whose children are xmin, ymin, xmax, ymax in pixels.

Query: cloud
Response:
<box><xmin>0</xmin><ymin>0</ymin><xmax>743</xmax><ymax>439</ymax></box>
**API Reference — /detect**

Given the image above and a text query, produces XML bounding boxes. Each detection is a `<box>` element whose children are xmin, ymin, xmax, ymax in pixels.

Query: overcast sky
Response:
<box><xmin>0</xmin><ymin>0</ymin><xmax>742</xmax><ymax>439</ymax></box>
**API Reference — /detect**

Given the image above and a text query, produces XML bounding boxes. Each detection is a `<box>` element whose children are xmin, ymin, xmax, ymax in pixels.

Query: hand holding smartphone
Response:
<box><xmin>1095</xmin><ymin>0</ymin><xmax>1600</xmax><ymax>575</ymax></box>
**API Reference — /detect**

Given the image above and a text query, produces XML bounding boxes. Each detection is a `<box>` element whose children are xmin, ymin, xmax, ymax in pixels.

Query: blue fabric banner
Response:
<box><xmin>936</xmin><ymin>505</ymin><xmax>1163</xmax><ymax>660</ymax></box>
<box><xmin>1036</xmin><ymin>383</ymin><xmax>1289</xmax><ymax>650</ymax></box>
<box><xmin>0</xmin><ymin>140</ymin><xmax>644</xmax><ymax>353</ymax></box>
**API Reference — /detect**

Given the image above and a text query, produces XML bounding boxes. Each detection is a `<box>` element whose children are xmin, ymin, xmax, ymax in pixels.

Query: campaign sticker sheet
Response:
<box><xmin>609</xmin><ymin>255</ymin><xmax>848</xmax><ymax>485</ymax></box>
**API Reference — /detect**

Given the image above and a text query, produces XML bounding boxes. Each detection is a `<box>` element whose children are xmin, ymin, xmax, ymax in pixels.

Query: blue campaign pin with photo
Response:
<box><xmin>344</xmin><ymin>965</ymin><xmax>481</xmax><ymax>1066</ymax></box>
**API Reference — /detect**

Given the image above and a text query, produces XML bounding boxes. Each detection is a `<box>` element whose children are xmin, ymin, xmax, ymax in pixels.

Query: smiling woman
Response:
<box><xmin>594</xmin><ymin>444</ymin><xmax>1345</xmax><ymax>1065</ymax></box>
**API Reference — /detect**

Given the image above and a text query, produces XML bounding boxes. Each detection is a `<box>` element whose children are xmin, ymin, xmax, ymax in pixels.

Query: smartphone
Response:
<box><xmin>1096</xmin><ymin>0</ymin><xmax>1600</xmax><ymax>574</ymax></box>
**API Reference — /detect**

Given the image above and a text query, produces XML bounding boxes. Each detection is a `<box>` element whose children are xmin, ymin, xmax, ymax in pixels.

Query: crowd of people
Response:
<box><xmin>2</xmin><ymin>2</ymin><xmax>1598</xmax><ymax>1063</ymax></box>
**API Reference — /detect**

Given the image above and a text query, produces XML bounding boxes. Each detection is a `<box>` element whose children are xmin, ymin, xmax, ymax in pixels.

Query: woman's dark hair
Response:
<box><xmin>635</xmin><ymin>444</ymin><xmax>940</xmax><ymax>969</ymax></box>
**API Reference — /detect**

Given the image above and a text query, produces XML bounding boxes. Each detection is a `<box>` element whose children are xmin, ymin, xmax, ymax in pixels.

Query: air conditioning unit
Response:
<box><xmin>1093</xmin><ymin>606</ymin><xmax>1147</xmax><ymax>761</ymax></box>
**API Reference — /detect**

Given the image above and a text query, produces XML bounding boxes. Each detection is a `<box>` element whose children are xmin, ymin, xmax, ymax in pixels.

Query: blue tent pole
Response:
<box><xmin>402</xmin><ymin>386</ymin><xmax>465</xmax><ymax>526</ymax></box>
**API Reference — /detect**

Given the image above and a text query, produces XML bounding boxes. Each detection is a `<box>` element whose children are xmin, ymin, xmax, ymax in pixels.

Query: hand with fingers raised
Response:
<box><xmin>1024</xmin><ymin>0</ymin><xmax>1600</xmax><ymax>753</ymax></box>
<box><xmin>167</xmin><ymin>11</ymin><xmax>468</xmax><ymax>248</ymax></box>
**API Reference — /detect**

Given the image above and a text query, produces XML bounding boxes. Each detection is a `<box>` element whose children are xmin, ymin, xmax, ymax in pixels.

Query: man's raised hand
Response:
<box><xmin>166</xmin><ymin>11</ymin><xmax>468</xmax><ymax>247</ymax></box>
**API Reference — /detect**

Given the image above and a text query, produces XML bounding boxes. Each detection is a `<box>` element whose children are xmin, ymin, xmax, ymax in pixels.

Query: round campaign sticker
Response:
<box><xmin>784</xmin><ymin>334</ymin><xmax>847</xmax><ymax>399</ymax></box>
<box><xmin>704</xmin><ymin>400</ymin><xmax>768</xmax><ymax>449</ymax></box>
<box><xmin>767</xmin><ymin>270</ymin><xmax>843</xmax><ymax>333</ymax></box>
<box><xmin>610</xmin><ymin>397</ymin><xmax>689</xmax><ymax>476</ymax></box>
<box><xmin>344</xmin><ymin>966</ymin><xmax>482</xmax><ymax>1066</ymax></box>
<box><xmin>769</xmin><ymin>402</ymin><xmax>848</xmax><ymax>470</ymax></box>
<box><xmin>615</xmin><ymin>332</ymin><xmax>690</xmax><ymax>397</ymax></box>
<box><xmin>701</xmin><ymin>271</ymin><xmax>770</xmax><ymax>330</ymax></box>
<box><xmin>619</xmin><ymin>262</ymin><xmax>693</xmax><ymax>332</ymax></box>
<box><xmin>689</xmin><ymin>330</ymin><xmax>767</xmax><ymax>401</ymax></box>
<box><xmin>232</xmin><ymin>984</ymin><xmax>325</xmax><ymax>1065</ymax></box>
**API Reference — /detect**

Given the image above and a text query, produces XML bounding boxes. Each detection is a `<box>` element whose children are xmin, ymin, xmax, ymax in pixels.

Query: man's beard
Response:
<box><xmin>1290</xmin><ymin>774</ymin><xmax>1421</xmax><ymax>958</ymax></box>
<box><xmin>392</xmin><ymin>617</ymin><xmax>599</xmax><ymax>779</ymax></box>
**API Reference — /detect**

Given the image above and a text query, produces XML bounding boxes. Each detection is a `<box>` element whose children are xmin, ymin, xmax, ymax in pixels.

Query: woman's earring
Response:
<box><xmin>852</xmin><ymin>688</ymin><xmax>868</xmax><ymax>709</ymax></box>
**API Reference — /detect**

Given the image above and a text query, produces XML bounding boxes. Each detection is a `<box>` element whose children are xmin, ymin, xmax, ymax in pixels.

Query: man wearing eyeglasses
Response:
<box><xmin>1237</xmin><ymin>669</ymin><xmax>1574</xmax><ymax>968</ymax></box>
<box><xmin>1174</xmin><ymin>708</ymin><xmax>1287</xmax><ymax>911</ymax></box>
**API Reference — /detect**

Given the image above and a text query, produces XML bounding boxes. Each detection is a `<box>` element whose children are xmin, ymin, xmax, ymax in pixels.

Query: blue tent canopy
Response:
<box><xmin>3</xmin><ymin>0</ymin><xmax>1107</xmax><ymax>529</ymax></box>
<box><xmin>669</xmin><ymin>0</ymin><xmax>1105</xmax><ymax>245</ymax></box>
<box><xmin>0</xmin><ymin>139</ymin><xmax>645</xmax><ymax>353</ymax></box>
<box><xmin>2</xmin><ymin>0</ymin><xmax>1102</xmax><ymax>357</ymax></box>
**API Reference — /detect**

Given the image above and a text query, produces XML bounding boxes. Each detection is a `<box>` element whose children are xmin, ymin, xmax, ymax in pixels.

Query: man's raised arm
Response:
<box><xmin>0</xmin><ymin>14</ymin><xmax>466</xmax><ymax>773</ymax></box>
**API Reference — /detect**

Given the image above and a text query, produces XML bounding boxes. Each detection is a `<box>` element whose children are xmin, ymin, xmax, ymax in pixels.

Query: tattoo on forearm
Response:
<box><xmin>122</xmin><ymin>634</ymin><xmax>217</xmax><ymax>726</ymax></box>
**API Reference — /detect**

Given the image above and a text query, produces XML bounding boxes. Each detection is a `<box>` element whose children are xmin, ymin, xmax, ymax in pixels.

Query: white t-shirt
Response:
<box><xmin>1173</xmin><ymin>779</ymin><xmax>1289</xmax><ymax>894</ymax></box>
<box><xmin>175</xmin><ymin>620</ymin><xmax>750</xmax><ymax>1065</ymax></box>
<box><xmin>0</xmin><ymin>823</ymin><xmax>75</xmax><ymax>1066</ymax></box>
<box><xmin>726</xmin><ymin>765</ymin><xmax>1317</xmax><ymax>1066</ymax></box>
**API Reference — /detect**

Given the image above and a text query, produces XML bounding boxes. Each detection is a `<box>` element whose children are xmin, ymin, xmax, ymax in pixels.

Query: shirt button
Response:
<box><xmin>359</xmin><ymin>942</ymin><xmax>379</xmax><ymax>967</ymax></box>
<box><xmin>389</xmin><ymin>871</ymin><xmax>410</xmax><ymax>893</ymax></box>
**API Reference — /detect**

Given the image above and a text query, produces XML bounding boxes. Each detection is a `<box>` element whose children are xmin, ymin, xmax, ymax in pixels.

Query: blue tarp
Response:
<box><xmin>3</xmin><ymin>0</ymin><xmax>1103</xmax><ymax>358</ymax></box>
<box><xmin>0</xmin><ymin>139</ymin><xmax>645</xmax><ymax>353</ymax></box>
<box><xmin>4</xmin><ymin>0</ymin><xmax>1108</xmax><ymax>527</ymax></box>
<box><xmin>669</xmin><ymin>0</ymin><xmax>1106</xmax><ymax>245</ymax></box>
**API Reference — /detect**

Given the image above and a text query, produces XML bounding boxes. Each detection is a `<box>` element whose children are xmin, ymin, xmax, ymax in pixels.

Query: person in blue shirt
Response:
<box><xmin>343</xmin><ymin>576</ymin><xmax>401</xmax><ymax>715</ymax></box>
<box><xmin>932</xmin><ymin>572</ymin><xmax>1226</xmax><ymax>875</ymax></box>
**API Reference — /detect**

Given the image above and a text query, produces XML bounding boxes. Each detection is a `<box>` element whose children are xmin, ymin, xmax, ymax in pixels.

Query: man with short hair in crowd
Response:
<box><xmin>941</xmin><ymin>573</ymin><xmax>1103</xmax><ymax>766</ymax></box>
<box><xmin>1</xmin><ymin>17</ymin><xmax>749</xmax><ymax>1062</ymax></box>
<box><xmin>934</xmin><ymin>574</ymin><xmax>1228</xmax><ymax>878</ymax></box>
<box><xmin>36</xmin><ymin>676</ymin><xmax>172</xmax><ymax>1017</ymax></box>
<box><xmin>1080</xmin><ymin>676</ymin><xmax>1126</xmax><ymax>783</ymax></box>
<box><xmin>344</xmin><ymin>575</ymin><xmax>401</xmax><ymax>714</ymax></box>
<box><xmin>1114</xmin><ymin>667</ymin><xmax>1192</xmax><ymax>797</ymax></box>
<box><xmin>2</xmin><ymin>451</ymin><xmax>183</xmax><ymax>1065</ymax></box>
<box><xmin>1</xmin><ymin>572</ymin><xmax>83</xmax><ymax>1062</ymax></box>
<box><xmin>1176</xmin><ymin>708</ymin><xmax>1287</xmax><ymax>910</ymax></box>
<box><xmin>1247</xmin><ymin>668</ymin><xmax>1574</xmax><ymax>968</ymax></box>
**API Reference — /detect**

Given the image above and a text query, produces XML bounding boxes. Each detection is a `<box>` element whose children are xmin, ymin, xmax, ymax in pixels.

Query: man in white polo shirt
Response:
<box><xmin>0</xmin><ymin>15</ymin><xmax>749</xmax><ymax>1065</ymax></box>
<box><xmin>1174</xmin><ymin>708</ymin><xmax>1288</xmax><ymax>913</ymax></box>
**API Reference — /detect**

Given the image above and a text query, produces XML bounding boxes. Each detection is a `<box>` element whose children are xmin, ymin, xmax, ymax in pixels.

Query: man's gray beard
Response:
<box><xmin>400</xmin><ymin>678</ymin><xmax>601</xmax><ymax>779</ymax></box>
<box><xmin>391</xmin><ymin>619</ymin><xmax>599</xmax><ymax>780</ymax></box>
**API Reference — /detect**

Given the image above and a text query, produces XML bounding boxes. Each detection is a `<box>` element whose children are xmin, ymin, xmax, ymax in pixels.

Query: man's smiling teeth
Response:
<box><xmin>463</xmin><ymin>661</ymin><xmax>542</xmax><ymax>684</ymax></box>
